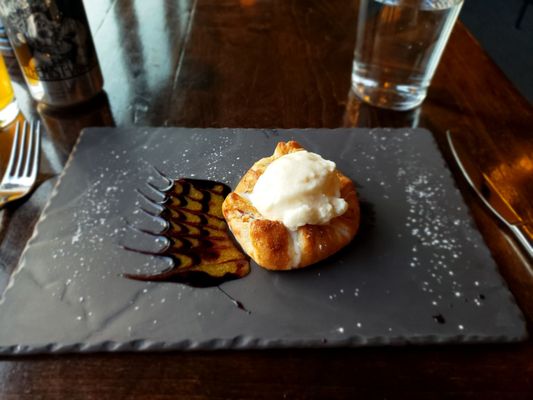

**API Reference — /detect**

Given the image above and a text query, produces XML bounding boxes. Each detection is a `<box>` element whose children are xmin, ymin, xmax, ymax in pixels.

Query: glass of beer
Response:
<box><xmin>0</xmin><ymin>55</ymin><xmax>18</xmax><ymax>127</ymax></box>
<box><xmin>351</xmin><ymin>0</ymin><xmax>463</xmax><ymax>111</ymax></box>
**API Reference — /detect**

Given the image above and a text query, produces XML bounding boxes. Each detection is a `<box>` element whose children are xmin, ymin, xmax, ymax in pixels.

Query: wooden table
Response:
<box><xmin>1</xmin><ymin>1</ymin><xmax>532</xmax><ymax>398</ymax></box>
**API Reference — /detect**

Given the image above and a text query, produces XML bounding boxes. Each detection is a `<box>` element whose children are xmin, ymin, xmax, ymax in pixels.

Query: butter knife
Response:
<box><xmin>447</xmin><ymin>131</ymin><xmax>533</xmax><ymax>259</ymax></box>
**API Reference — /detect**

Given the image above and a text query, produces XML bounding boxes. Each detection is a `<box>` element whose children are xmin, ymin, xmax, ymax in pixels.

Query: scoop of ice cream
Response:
<box><xmin>248</xmin><ymin>150</ymin><xmax>348</xmax><ymax>230</ymax></box>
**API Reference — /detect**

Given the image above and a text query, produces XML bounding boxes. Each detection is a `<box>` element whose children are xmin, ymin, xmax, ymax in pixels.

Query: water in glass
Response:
<box><xmin>352</xmin><ymin>0</ymin><xmax>463</xmax><ymax>110</ymax></box>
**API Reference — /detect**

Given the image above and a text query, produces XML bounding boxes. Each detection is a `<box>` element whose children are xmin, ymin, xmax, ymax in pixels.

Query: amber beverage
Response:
<box><xmin>0</xmin><ymin>54</ymin><xmax>18</xmax><ymax>127</ymax></box>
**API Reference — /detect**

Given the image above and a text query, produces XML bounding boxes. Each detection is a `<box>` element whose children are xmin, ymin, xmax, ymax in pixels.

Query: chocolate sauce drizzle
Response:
<box><xmin>123</xmin><ymin>171</ymin><xmax>250</xmax><ymax>289</ymax></box>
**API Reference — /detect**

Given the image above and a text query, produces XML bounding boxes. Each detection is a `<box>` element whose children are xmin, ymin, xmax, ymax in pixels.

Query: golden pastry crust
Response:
<box><xmin>222</xmin><ymin>141</ymin><xmax>360</xmax><ymax>270</ymax></box>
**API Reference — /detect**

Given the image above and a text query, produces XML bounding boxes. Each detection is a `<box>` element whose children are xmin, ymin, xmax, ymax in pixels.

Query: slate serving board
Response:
<box><xmin>0</xmin><ymin>128</ymin><xmax>527</xmax><ymax>354</ymax></box>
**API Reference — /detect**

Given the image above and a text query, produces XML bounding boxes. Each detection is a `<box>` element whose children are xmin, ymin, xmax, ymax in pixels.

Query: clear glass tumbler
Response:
<box><xmin>352</xmin><ymin>0</ymin><xmax>463</xmax><ymax>111</ymax></box>
<box><xmin>0</xmin><ymin>54</ymin><xmax>18</xmax><ymax>127</ymax></box>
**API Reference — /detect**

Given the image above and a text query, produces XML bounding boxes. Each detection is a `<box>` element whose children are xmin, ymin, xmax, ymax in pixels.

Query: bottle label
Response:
<box><xmin>0</xmin><ymin>0</ymin><xmax>98</xmax><ymax>82</ymax></box>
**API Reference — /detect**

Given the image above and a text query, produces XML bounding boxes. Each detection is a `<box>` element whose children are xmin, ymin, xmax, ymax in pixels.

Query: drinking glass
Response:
<box><xmin>0</xmin><ymin>54</ymin><xmax>18</xmax><ymax>127</ymax></box>
<box><xmin>351</xmin><ymin>0</ymin><xmax>463</xmax><ymax>111</ymax></box>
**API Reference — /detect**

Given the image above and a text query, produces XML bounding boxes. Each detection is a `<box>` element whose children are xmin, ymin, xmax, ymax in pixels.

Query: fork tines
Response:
<box><xmin>3</xmin><ymin>120</ymin><xmax>40</xmax><ymax>182</ymax></box>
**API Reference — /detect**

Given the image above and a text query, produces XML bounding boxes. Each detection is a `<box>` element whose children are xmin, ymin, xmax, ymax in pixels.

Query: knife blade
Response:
<box><xmin>447</xmin><ymin>131</ymin><xmax>533</xmax><ymax>259</ymax></box>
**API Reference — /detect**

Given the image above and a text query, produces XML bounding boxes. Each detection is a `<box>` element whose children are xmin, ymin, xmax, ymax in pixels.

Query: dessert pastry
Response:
<box><xmin>222</xmin><ymin>141</ymin><xmax>360</xmax><ymax>270</ymax></box>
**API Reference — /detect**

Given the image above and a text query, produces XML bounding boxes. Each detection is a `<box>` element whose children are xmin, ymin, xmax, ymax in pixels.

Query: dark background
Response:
<box><xmin>461</xmin><ymin>0</ymin><xmax>533</xmax><ymax>103</ymax></box>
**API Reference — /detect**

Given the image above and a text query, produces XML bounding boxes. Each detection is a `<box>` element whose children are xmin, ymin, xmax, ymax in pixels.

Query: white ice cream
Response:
<box><xmin>248</xmin><ymin>150</ymin><xmax>348</xmax><ymax>231</ymax></box>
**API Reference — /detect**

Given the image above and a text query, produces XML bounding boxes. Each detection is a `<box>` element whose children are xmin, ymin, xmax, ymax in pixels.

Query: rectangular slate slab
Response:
<box><xmin>0</xmin><ymin>128</ymin><xmax>527</xmax><ymax>354</ymax></box>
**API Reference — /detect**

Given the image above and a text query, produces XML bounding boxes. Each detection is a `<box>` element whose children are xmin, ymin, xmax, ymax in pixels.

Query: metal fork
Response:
<box><xmin>0</xmin><ymin>120</ymin><xmax>41</xmax><ymax>208</ymax></box>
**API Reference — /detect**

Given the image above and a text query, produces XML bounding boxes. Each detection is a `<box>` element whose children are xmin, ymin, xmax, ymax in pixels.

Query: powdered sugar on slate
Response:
<box><xmin>1</xmin><ymin>127</ymin><xmax>519</xmax><ymax>354</ymax></box>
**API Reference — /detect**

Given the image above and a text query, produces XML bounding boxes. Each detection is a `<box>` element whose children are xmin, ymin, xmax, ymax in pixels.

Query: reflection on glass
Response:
<box><xmin>343</xmin><ymin>89</ymin><xmax>421</xmax><ymax>128</ymax></box>
<box><xmin>38</xmin><ymin>91</ymin><xmax>115</xmax><ymax>166</ymax></box>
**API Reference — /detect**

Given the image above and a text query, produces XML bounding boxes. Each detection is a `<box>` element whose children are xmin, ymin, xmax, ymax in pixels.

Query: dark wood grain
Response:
<box><xmin>0</xmin><ymin>0</ymin><xmax>532</xmax><ymax>398</ymax></box>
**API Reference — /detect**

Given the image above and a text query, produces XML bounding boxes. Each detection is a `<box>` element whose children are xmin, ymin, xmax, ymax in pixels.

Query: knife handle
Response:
<box><xmin>509</xmin><ymin>224</ymin><xmax>533</xmax><ymax>260</ymax></box>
